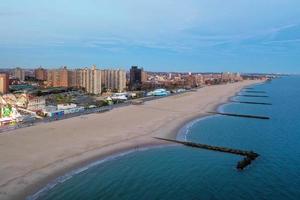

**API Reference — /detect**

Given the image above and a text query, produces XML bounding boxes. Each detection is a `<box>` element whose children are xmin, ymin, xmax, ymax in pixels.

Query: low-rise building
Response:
<box><xmin>57</xmin><ymin>103</ymin><xmax>84</xmax><ymax>114</ymax></box>
<box><xmin>27</xmin><ymin>96</ymin><xmax>46</xmax><ymax>111</ymax></box>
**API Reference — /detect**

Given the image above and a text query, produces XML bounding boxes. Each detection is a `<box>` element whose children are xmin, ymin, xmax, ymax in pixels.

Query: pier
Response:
<box><xmin>237</xmin><ymin>94</ymin><xmax>269</xmax><ymax>98</ymax></box>
<box><xmin>154</xmin><ymin>137</ymin><xmax>259</xmax><ymax>170</ymax></box>
<box><xmin>230</xmin><ymin>100</ymin><xmax>272</xmax><ymax>105</ymax></box>
<box><xmin>207</xmin><ymin>111</ymin><xmax>270</xmax><ymax>120</ymax></box>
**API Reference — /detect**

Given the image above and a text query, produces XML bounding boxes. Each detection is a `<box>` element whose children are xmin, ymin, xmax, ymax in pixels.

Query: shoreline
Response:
<box><xmin>0</xmin><ymin>80</ymin><xmax>262</xmax><ymax>200</ymax></box>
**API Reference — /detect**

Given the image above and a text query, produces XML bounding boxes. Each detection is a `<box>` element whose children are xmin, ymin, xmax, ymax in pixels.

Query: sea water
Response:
<box><xmin>31</xmin><ymin>76</ymin><xmax>300</xmax><ymax>200</ymax></box>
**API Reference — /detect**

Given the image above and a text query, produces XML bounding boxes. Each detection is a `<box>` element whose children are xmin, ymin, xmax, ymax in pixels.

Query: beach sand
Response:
<box><xmin>0</xmin><ymin>80</ymin><xmax>261</xmax><ymax>200</ymax></box>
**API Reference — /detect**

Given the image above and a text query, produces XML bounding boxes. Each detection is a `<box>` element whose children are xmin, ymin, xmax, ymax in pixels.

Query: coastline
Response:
<box><xmin>0</xmin><ymin>80</ymin><xmax>262</xmax><ymax>200</ymax></box>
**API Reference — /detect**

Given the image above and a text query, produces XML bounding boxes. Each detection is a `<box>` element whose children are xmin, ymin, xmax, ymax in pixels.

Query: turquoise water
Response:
<box><xmin>32</xmin><ymin>76</ymin><xmax>300</xmax><ymax>200</ymax></box>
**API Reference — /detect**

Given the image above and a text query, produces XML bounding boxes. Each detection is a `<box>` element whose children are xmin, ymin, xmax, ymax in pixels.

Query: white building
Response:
<box><xmin>57</xmin><ymin>103</ymin><xmax>84</xmax><ymax>114</ymax></box>
<box><xmin>77</xmin><ymin>66</ymin><xmax>102</xmax><ymax>94</ymax></box>
<box><xmin>27</xmin><ymin>96</ymin><xmax>46</xmax><ymax>111</ymax></box>
<box><xmin>101</xmin><ymin>69</ymin><xmax>126</xmax><ymax>92</ymax></box>
<box><xmin>13</xmin><ymin>68</ymin><xmax>25</xmax><ymax>81</ymax></box>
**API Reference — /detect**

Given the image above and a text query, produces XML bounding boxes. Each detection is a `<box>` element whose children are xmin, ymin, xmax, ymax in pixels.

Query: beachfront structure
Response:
<box><xmin>0</xmin><ymin>95</ymin><xmax>23</xmax><ymax>126</ymax></box>
<box><xmin>101</xmin><ymin>69</ymin><xmax>126</xmax><ymax>92</ymax></box>
<box><xmin>13</xmin><ymin>68</ymin><xmax>25</xmax><ymax>81</ymax></box>
<box><xmin>0</xmin><ymin>73</ymin><xmax>9</xmax><ymax>94</ymax></box>
<box><xmin>57</xmin><ymin>103</ymin><xmax>85</xmax><ymax>114</ymax></box>
<box><xmin>111</xmin><ymin>93</ymin><xmax>128</xmax><ymax>101</ymax></box>
<box><xmin>147</xmin><ymin>88</ymin><xmax>170</xmax><ymax>96</ymax></box>
<box><xmin>43</xmin><ymin>103</ymin><xmax>84</xmax><ymax>117</ymax></box>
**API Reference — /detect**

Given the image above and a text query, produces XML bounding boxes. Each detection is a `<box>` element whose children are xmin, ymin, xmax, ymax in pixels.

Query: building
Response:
<box><xmin>221</xmin><ymin>72</ymin><xmax>243</xmax><ymax>82</ymax></box>
<box><xmin>35</xmin><ymin>67</ymin><xmax>47</xmax><ymax>81</ymax></box>
<box><xmin>68</xmin><ymin>70</ymin><xmax>78</xmax><ymax>88</ymax></box>
<box><xmin>46</xmin><ymin>70</ymin><xmax>54</xmax><ymax>87</ymax></box>
<box><xmin>59</xmin><ymin>67</ymin><xmax>69</xmax><ymax>87</ymax></box>
<box><xmin>0</xmin><ymin>73</ymin><xmax>9</xmax><ymax>94</ymax></box>
<box><xmin>13</xmin><ymin>68</ymin><xmax>25</xmax><ymax>81</ymax></box>
<box><xmin>57</xmin><ymin>103</ymin><xmax>84</xmax><ymax>114</ymax></box>
<box><xmin>184</xmin><ymin>74</ymin><xmax>204</xmax><ymax>87</ymax></box>
<box><xmin>46</xmin><ymin>66</ymin><xmax>101</xmax><ymax>94</ymax></box>
<box><xmin>101</xmin><ymin>69</ymin><xmax>126</xmax><ymax>92</ymax></box>
<box><xmin>77</xmin><ymin>66</ymin><xmax>102</xmax><ymax>94</ymax></box>
<box><xmin>47</xmin><ymin>67</ymin><xmax>70</xmax><ymax>87</ymax></box>
<box><xmin>26</xmin><ymin>96</ymin><xmax>46</xmax><ymax>111</ymax></box>
<box><xmin>129</xmin><ymin>66</ymin><xmax>146</xmax><ymax>89</ymax></box>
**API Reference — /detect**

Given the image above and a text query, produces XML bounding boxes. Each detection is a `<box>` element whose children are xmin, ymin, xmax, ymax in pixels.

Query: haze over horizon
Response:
<box><xmin>1</xmin><ymin>0</ymin><xmax>300</xmax><ymax>73</ymax></box>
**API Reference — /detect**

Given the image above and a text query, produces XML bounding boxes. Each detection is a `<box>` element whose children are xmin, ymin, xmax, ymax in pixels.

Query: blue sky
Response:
<box><xmin>1</xmin><ymin>0</ymin><xmax>300</xmax><ymax>73</ymax></box>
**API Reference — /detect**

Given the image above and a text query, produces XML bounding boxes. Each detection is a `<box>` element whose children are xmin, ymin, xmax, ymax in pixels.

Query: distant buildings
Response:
<box><xmin>77</xmin><ymin>66</ymin><xmax>102</xmax><ymax>94</ymax></box>
<box><xmin>0</xmin><ymin>73</ymin><xmax>9</xmax><ymax>94</ymax></box>
<box><xmin>101</xmin><ymin>69</ymin><xmax>126</xmax><ymax>92</ymax></box>
<box><xmin>1</xmin><ymin>64</ymin><xmax>246</xmax><ymax>97</ymax></box>
<box><xmin>35</xmin><ymin>67</ymin><xmax>47</xmax><ymax>81</ymax></box>
<box><xmin>13</xmin><ymin>68</ymin><xmax>25</xmax><ymax>81</ymax></box>
<box><xmin>47</xmin><ymin>67</ymin><xmax>70</xmax><ymax>88</ymax></box>
<box><xmin>129</xmin><ymin>66</ymin><xmax>147</xmax><ymax>89</ymax></box>
<box><xmin>221</xmin><ymin>72</ymin><xmax>242</xmax><ymax>82</ymax></box>
<box><xmin>45</xmin><ymin>66</ymin><xmax>129</xmax><ymax>94</ymax></box>
<box><xmin>184</xmin><ymin>74</ymin><xmax>204</xmax><ymax>87</ymax></box>
<box><xmin>58</xmin><ymin>67</ymin><xmax>69</xmax><ymax>87</ymax></box>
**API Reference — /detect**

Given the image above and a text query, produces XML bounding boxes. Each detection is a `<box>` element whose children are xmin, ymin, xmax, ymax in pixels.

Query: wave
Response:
<box><xmin>176</xmin><ymin>115</ymin><xmax>216</xmax><ymax>141</ymax></box>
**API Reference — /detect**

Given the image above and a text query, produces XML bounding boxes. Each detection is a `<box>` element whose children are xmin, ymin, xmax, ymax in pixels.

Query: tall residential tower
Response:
<box><xmin>0</xmin><ymin>73</ymin><xmax>9</xmax><ymax>94</ymax></box>
<box><xmin>101</xmin><ymin>69</ymin><xmax>126</xmax><ymax>92</ymax></box>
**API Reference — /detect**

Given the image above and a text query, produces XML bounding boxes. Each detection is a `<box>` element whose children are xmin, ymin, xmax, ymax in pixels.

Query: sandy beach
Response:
<box><xmin>0</xmin><ymin>80</ymin><xmax>261</xmax><ymax>200</ymax></box>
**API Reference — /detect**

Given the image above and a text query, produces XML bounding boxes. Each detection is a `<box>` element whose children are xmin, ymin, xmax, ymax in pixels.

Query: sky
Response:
<box><xmin>0</xmin><ymin>0</ymin><xmax>300</xmax><ymax>73</ymax></box>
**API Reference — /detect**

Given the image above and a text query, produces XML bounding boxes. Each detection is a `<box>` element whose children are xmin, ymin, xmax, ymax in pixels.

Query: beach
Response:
<box><xmin>0</xmin><ymin>80</ymin><xmax>261</xmax><ymax>200</ymax></box>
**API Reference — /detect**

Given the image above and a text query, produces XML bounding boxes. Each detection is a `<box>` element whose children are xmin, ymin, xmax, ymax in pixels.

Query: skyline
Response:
<box><xmin>1</xmin><ymin>0</ymin><xmax>300</xmax><ymax>73</ymax></box>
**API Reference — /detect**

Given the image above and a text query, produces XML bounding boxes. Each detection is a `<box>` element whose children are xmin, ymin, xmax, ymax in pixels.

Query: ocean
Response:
<box><xmin>30</xmin><ymin>76</ymin><xmax>300</xmax><ymax>200</ymax></box>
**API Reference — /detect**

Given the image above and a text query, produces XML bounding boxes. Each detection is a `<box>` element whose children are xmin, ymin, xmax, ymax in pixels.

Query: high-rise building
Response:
<box><xmin>0</xmin><ymin>73</ymin><xmax>9</xmax><ymax>94</ymax></box>
<box><xmin>13</xmin><ymin>68</ymin><xmax>25</xmax><ymax>81</ymax></box>
<box><xmin>130</xmin><ymin>66</ymin><xmax>146</xmax><ymax>89</ymax></box>
<box><xmin>46</xmin><ymin>66</ymin><xmax>130</xmax><ymax>94</ymax></box>
<box><xmin>101</xmin><ymin>69</ymin><xmax>126</xmax><ymax>92</ymax></box>
<box><xmin>46</xmin><ymin>66</ymin><xmax>101</xmax><ymax>93</ymax></box>
<box><xmin>221</xmin><ymin>72</ymin><xmax>242</xmax><ymax>82</ymax></box>
<box><xmin>47</xmin><ymin>67</ymin><xmax>70</xmax><ymax>87</ymax></box>
<box><xmin>35</xmin><ymin>67</ymin><xmax>47</xmax><ymax>81</ymax></box>
<box><xmin>68</xmin><ymin>70</ymin><xmax>78</xmax><ymax>88</ymax></box>
<box><xmin>77</xmin><ymin>66</ymin><xmax>101</xmax><ymax>94</ymax></box>
<box><xmin>59</xmin><ymin>67</ymin><xmax>69</xmax><ymax>87</ymax></box>
<box><xmin>46</xmin><ymin>70</ymin><xmax>54</xmax><ymax>87</ymax></box>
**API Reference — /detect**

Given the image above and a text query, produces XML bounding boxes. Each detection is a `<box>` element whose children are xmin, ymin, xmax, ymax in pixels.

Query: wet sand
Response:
<box><xmin>0</xmin><ymin>80</ymin><xmax>261</xmax><ymax>200</ymax></box>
